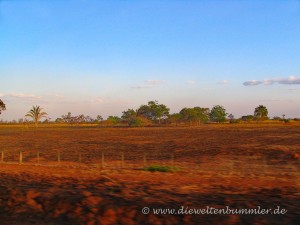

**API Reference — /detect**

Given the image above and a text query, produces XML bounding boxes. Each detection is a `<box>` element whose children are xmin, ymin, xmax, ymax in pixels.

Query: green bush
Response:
<box><xmin>130</xmin><ymin>116</ymin><xmax>152</xmax><ymax>127</ymax></box>
<box><xmin>143</xmin><ymin>165</ymin><xmax>179</xmax><ymax>172</ymax></box>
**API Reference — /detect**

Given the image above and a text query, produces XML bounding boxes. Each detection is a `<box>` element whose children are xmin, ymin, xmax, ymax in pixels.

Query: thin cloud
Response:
<box><xmin>132</xmin><ymin>79</ymin><xmax>164</xmax><ymax>89</ymax></box>
<box><xmin>88</xmin><ymin>97</ymin><xmax>104</xmax><ymax>104</ymax></box>
<box><xmin>243</xmin><ymin>76</ymin><xmax>300</xmax><ymax>86</ymax></box>
<box><xmin>288</xmin><ymin>88</ymin><xmax>298</xmax><ymax>91</ymax></box>
<box><xmin>217</xmin><ymin>80</ymin><xmax>229</xmax><ymax>85</ymax></box>
<box><xmin>261</xmin><ymin>99</ymin><xmax>280</xmax><ymax>102</ymax></box>
<box><xmin>263</xmin><ymin>79</ymin><xmax>276</xmax><ymax>85</ymax></box>
<box><xmin>0</xmin><ymin>93</ymin><xmax>68</xmax><ymax>104</ymax></box>
<box><xmin>187</xmin><ymin>80</ymin><xmax>196</xmax><ymax>85</ymax></box>
<box><xmin>7</xmin><ymin>93</ymin><xmax>42</xmax><ymax>99</ymax></box>
<box><xmin>243</xmin><ymin>80</ymin><xmax>263</xmax><ymax>86</ymax></box>
<box><xmin>144</xmin><ymin>80</ymin><xmax>163</xmax><ymax>85</ymax></box>
<box><xmin>52</xmin><ymin>94</ymin><xmax>64</xmax><ymax>99</ymax></box>
<box><xmin>131</xmin><ymin>85</ymin><xmax>153</xmax><ymax>89</ymax></box>
<box><xmin>278</xmin><ymin>76</ymin><xmax>300</xmax><ymax>84</ymax></box>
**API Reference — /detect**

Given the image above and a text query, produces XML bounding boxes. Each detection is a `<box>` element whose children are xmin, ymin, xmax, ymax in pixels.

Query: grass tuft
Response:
<box><xmin>143</xmin><ymin>165</ymin><xmax>179</xmax><ymax>172</ymax></box>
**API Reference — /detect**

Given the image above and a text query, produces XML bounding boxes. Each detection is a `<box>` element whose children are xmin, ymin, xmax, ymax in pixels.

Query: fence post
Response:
<box><xmin>1</xmin><ymin>151</ymin><xmax>3</xmax><ymax>163</ymax></box>
<box><xmin>143</xmin><ymin>152</ymin><xmax>147</xmax><ymax>167</ymax></box>
<box><xmin>171</xmin><ymin>152</ymin><xmax>174</xmax><ymax>166</ymax></box>
<box><xmin>19</xmin><ymin>151</ymin><xmax>23</xmax><ymax>164</ymax></box>
<box><xmin>121</xmin><ymin>152</ymin><xmax>124</xmax><ymax>169</ymax></box>
<box><xmin>101</xmin><ymin>151</ymin><xmax>104</xmax><ymax>169</ymax></box>
<box><xmin>229</xmin><ymin>159</ymin><xmax>234</xmax><ymax>176</ymax></box>
<box><xmin>263</xmin><ymin>157</ymin><xmax>268</xmax><ymax>174</ymax></box>
<box><xmin>37</xmin><ymin>151</ymin><xmax>40</xmax><ymax>164</ymax></box>
<box><xmin>195</xmin><ymin>159</ymin><xmax>200</xmax><ymax>170</ymax></box>
<box><xmin>78</xmin><ymin>151</ymin><xmax>82</xmax><ymax>167</ymax></box>
<box><xmin>57</xmin><ymin>150</ymin><xmax>61</xmax><ymax>164</ymax></box>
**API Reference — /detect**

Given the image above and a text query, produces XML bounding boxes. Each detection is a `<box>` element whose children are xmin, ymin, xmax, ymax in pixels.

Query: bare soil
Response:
<box><xmin>0</xmin><ymin>124</ymin><xmax>299</xmax><ymax>225</ymax></box>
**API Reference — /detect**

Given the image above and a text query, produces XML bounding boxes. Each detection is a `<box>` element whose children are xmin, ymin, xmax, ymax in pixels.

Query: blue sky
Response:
<box><xmin>1</xmin><ymin>0</ymin><xmax>300</xmax><ymax>120</ymax></box>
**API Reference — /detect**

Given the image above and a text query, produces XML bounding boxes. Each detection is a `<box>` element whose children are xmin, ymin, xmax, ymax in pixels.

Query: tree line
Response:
<box><xmin>0</xmin><ymin>98</ymin><xmax>298</xmax><ymax>126</ymax></box>
<box><xmin>118</xmin><ymin>101</ymin><xmax>272</xmax><ymax>126</ymax></box>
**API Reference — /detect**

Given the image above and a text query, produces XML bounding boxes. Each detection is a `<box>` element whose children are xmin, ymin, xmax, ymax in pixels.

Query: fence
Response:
<box><xmin>0</xmin><ymin>148</ymin><xmax>177</xmax><ymax>170</ymax></box>
<box><xmin>0</xmin><ymin>147</ymin><xmax>298</xmax><ymax>177</ymax></box>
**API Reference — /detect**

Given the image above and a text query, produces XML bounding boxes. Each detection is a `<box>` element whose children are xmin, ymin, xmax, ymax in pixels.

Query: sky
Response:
<box><xmin>1</xmin><ymin>0</ymin><xmax>300</xmax><ymax>121</ymax></box>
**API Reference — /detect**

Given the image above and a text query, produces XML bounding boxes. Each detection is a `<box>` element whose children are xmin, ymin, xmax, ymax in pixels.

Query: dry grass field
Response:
<box><xmin>0</xmin><ymin>124</ymin><xmax>299</xmax><ymax>224</ymax></box>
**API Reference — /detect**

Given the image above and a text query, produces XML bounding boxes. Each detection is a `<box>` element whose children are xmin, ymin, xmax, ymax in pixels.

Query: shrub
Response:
<box><xmin>130</xmin><ymin>116</ymin><xmax>152</xmax><ymax>127</ymax></box>
<box><xmin>230</xmin><ymin>119</ymin><xmax>240</xmax><ymax>124</ymax></box>
<box><xmin>143</xmin><ymin>165</ymin><xmax>179</xmax><ymax>172</ymax></box>
<box><xmin>240</xmin><ymin>115</ymin><xmax>254</xmax><ymax>121</ymax></box>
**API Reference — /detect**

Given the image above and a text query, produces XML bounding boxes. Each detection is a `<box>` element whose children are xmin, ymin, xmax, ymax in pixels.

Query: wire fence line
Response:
<box><xmin>1</xmin><ymin>127</ymin><xmax>298</xmax><ymax>173</ymax></box>
<box><xmin>0</xmin><ymin>148</ymin><xmax>177</xmax><ymax>169</ymax></box>
<box><xmin>1</xmin><ymin>146</ymin><xmax>298</xmax><ymax>177</ymax></box>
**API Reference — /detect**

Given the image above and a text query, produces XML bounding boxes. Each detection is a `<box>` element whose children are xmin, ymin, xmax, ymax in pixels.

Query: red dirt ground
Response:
<box><xmin>0</xmin><ymin>124</ymin><xmax>299</xmax><ymax>225</ymax></box>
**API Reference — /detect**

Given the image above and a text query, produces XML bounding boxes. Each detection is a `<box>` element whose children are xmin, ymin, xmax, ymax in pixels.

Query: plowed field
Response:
<box><xmin>0</xmin><ymin>124</ymin><xmax>299</xmax><ymax>224</ymax></box>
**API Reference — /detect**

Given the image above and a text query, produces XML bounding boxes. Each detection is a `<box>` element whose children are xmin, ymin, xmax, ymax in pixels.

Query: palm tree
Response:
<box><xmin>25</xmin><ymin>105</ymin><xmax>48</xmax><ymax>127</ymax></box>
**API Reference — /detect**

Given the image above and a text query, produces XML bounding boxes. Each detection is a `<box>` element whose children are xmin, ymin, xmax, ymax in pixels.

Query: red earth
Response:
<box><xmin>0</xmin><ymin>124</ymin><xmax>299</xmax><ymax>224</ymax></box>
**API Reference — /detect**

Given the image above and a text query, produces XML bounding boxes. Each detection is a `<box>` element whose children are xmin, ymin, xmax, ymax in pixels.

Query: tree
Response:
<box><xmin>254</xmin><ymin>105</ymin><xmax>268</xmax><ymax>120</ymax></box>
<box><xmin>55</xmin><ymin>118</ymin><xmax>64</xmax><ymax>123</ymax></box>
<box><xmin>241</xmin><ymin>115</ymin><xmax>254</xmax><ymax>121</ymax></box>
<box><xmin>96</xmin><ymin>115</ymin><xmax>103</xmax><ymax>122</ymax></box>
<box><xmin>193</xmin><ymin>107</ymin><xmax>210</xmax><ymax>124</ymax></box>
<box><xmin>273</xmin><ymin>116</ymin><xmax>281</xmax><ymax>121</ymax></box>
<box><xmin>122</xmin><ymin>109</ymin><xmax>137</xmax><ymax>126</ymax></box>
<box><xmin>75</xmin><ymin>114</ymin><xmax>85</xmax><ymax>123</ymax></box>
<box><xmin>0</xmin><ymin>99</ymin><xmax>6</xmax><ymax>115</ymax></box>
<box><xmin>84</xmin><ymin>115</ymin><xmax>94</xmax><ymax>123</ymax></box>
<box><xmin>209</xmin><ymin>105</ymin><xmax>227</xmax><ymax>122</ymax></box>
<box><xmin>228</xmin><ymin>114</ymin><xmax>234</xmax><ymax>120</ymax></box>
<box><xmin>25</xmin><ymin>105</ymin><xmax>48</xmax><ymax>127</ymax></box>
<box><xmin>60</xmin><ymin>113</ymin><xmax>95</xmax><ymax>124</ymax></box>
<box><xmin>121</xmin><ymin>109</ymin><xmax>151</xmax><ymax>127</ymax></box>
<box><xmin>169</xmin><ymin>113</ymin><xmax>182</xmax><ymax>126</ymax></box>
<box><xmin>62</xmin><ymin>112</ymin><xmax>73</xmax><ymax>123</ymax></box>
<box><xmin>106</xmin><ymin>116</ymin><xmax>121</xmax><ymax>125</ymax></box>
<box><xmin>179</xmin><ymin>107</ymin><xmax>210</xmax><ymax>125</ymax></box>
<box><xmin>137</xmin><ymin>100</ymin><xmax>170</xmax><ymax>124</ymax></box>
<box><xmin>130</xmin><ymin>116</ymin><xmax>152</xmax><ymax>127</ymax></box>
<box><xmin>43</xmin><ymin>117</ymin><xmax>51</xmax><ymax>124</ymax></box>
